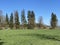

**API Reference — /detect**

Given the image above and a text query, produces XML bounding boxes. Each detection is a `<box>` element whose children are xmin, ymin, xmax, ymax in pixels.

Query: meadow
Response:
<box><xmin>0</xmin><ymin>29</ymin><xmax>60</xmax><ymax>45</ymax></box>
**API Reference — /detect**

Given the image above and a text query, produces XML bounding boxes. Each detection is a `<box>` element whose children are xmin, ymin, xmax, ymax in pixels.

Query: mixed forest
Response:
<box><xmin>0</xmin><ymin>10</ymin><xmax>58</xmax><ymax>30</ymax></box>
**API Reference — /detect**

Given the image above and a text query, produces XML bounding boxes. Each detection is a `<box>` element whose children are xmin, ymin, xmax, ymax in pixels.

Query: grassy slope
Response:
<box><xmin>0</xmin><ymin>29</ymin><xmax>60</xmax><ymax>45</ymax></box>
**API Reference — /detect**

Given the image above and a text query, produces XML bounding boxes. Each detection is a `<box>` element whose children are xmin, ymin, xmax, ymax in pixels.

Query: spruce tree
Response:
<box><xmin>27</xmin><ymin>11</ymin><xmax>35</xmax><ymax>29</ymax></box>
<box><xmin>27</xmin><ymin>11</ymin><xmax>31</xmax><ymax>29</ymax></box>
<box><xmin>21</xmin><ymin>9</ymin><xmax>27</xmax><ymax>28</ymax></box>
<box><xmin>9</xmin><ymin>13</ymin><xmax>13</xmax><ymax>29</ymax></box>
<box><xmin>6</xmin><ymin>13</ymin><xmax>9</xmax><ymax>28</ymax></box>
<box><xmin>31</xmin><ymin>11</ymin><xmax>35</xmax><ymax>28</ymax></box>
<box><xmin>14</xmin><ymin>11</ymin><xmax>20</xmax><ymax>29</ymax></box>
<box><xmin>50</xmin><ymin>13</ymin><xmax>58</xmax><ymax>29</ymax></box>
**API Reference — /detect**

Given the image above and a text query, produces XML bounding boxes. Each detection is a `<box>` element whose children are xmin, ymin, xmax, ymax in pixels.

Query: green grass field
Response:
<box><xmin>0</xmin><ymin>29</ymin><xmax>60</xmax><ymax>45</ymax></box>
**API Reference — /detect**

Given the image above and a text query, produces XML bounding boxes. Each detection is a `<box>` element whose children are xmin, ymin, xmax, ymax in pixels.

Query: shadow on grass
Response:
<box><xmin>0</xmin><ymin>42</ymin><xmax>4</xmax><ymax>45</ymax></box>
<box><xmin>19</xmin><ymin>34</ymin><xmax>60</xmax><ymax>41</ymax></box>
<box><xmin>0</xmin><ymin>39</ymin><xmax>4</xmax><ymax>45</ymax></box>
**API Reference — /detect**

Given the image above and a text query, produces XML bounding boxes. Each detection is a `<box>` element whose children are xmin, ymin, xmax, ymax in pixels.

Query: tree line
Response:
<box><xmin>0</xmin><ymin>10</ymin><xmax>58</xmax><ymax>30</ymax></box>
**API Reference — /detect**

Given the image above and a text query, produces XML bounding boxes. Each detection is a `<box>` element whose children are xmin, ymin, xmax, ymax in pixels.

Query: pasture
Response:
<box><xmin>0</xmin><ymin>29</ymin><xmax>60</xmax><ymax>45</ymax></box>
